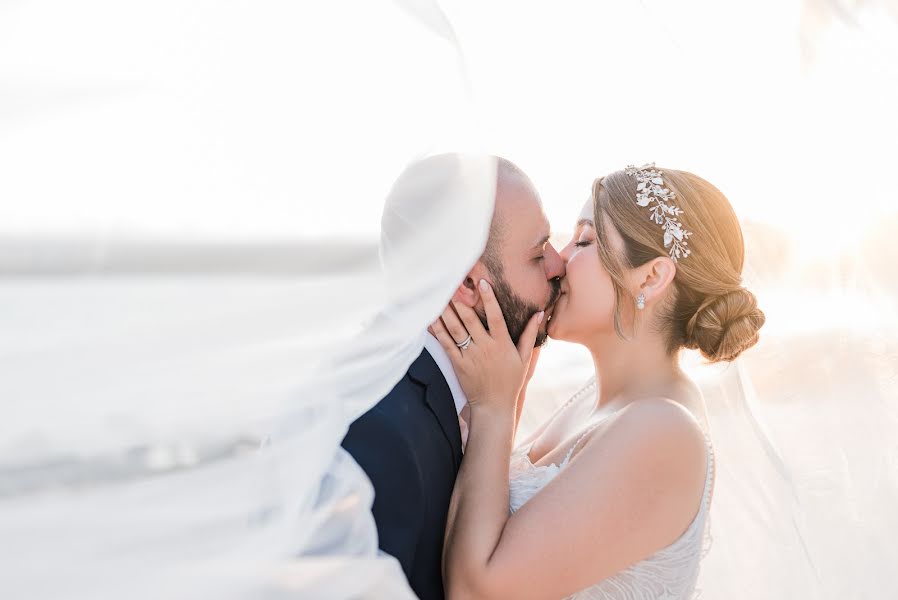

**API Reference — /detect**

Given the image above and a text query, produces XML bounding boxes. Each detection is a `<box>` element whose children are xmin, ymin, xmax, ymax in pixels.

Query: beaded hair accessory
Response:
<box><xmin>625</xmin><ymin>163</ymin><xmax>692</xmax><ymax>261</ymax></box>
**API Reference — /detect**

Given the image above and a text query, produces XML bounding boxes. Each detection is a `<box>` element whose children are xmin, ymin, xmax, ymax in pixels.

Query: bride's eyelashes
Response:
<box><xmin>574</xmin><ymin>240</ymin><xmax>592</xmax><ymax>248</ymax></box>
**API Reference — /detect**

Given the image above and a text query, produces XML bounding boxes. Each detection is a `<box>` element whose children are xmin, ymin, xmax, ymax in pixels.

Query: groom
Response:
<box><xmin>341</xmin><ymin>155</ymin><xmax>564</xmax><ymax>600</ymax></box>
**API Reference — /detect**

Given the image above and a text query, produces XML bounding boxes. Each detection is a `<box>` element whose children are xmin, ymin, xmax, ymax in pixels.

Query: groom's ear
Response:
<box><xmin>452</xmin><ymin>262</ymin><xmax>490</xmax><ymax>308</ymax></box>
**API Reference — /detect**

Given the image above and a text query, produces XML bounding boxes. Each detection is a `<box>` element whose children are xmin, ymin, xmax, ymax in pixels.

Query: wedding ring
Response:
<box><xmin>455</xmin><ymin>334</ymin><xmax>473</xmax><ymax>350</ymax></box>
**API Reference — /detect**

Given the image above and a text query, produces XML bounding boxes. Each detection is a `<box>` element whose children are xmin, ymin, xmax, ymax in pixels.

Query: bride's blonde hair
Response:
<box><xmin>592</xmin><ymin>168</ymin><xmax>765</xmax><ymax>363</ymax></box>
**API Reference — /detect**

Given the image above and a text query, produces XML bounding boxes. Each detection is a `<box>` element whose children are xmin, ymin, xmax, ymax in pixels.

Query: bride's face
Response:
<box><xmin>547</xmin><ymin>199</ymin><xmax>621</xmax><ymax>344</ymax></box>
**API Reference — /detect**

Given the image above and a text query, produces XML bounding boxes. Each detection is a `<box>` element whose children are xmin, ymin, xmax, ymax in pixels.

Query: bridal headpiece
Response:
<box><xmin>625</xmin><ymin>163</ymin><xmax>692</xmax><ymax>261</ymax></box>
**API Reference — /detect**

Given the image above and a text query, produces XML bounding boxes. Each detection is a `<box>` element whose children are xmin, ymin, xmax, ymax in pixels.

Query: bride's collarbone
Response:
<box><xmin>527</xmin><ymin>406</ymin><xmax>618</xmax><ymax>466</ymax></box>
<box><xmin>527</xmin><ymin>390</ymin><xmax>704</xmax><ymax>467</ymax></box>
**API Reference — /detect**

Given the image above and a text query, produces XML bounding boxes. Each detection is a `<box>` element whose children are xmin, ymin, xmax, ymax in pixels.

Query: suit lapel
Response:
<box><xmin>408</xmin><ymin>349</ymin><xmax>463</xmax><ymax>469</ymax></box>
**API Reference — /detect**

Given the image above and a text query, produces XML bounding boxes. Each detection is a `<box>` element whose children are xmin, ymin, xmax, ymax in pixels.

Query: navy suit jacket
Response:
<box><xmin>341</xmin><ymin>348</ymin><xmax>463</xmax><ymax>600</ymax></box>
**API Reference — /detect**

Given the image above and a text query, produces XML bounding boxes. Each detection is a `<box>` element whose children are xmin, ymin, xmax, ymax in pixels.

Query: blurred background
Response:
<box><xmin>1</xmin><ymin>1</ymin><xmax>896</xmax><ymax>598</ymax></box>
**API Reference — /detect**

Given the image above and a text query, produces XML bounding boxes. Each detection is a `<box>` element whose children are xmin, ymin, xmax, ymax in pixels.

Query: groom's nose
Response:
<box><xmin>543</xmin><ymin>243</ymin><xmax>565</xmax><ymax>280</ymax></box>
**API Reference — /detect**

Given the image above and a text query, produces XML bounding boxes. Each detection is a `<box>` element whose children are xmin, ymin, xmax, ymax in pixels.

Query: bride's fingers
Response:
<box><xmin>430</xmin><ymin>316</ymin><xmax>462</xmax><ymax>359</ymax></box>
<box><xmin>478</xmin><ymin>279</ymin><xmax>509</xmax><ymax>339</ymax></box>
<box><xmin>439</xmin><ymin>305</ymin><xmax>470</xmax><ymax>347</ymax></box>
<box><xmin>450</xmin><ymin>299</ymin><xmax>488</xmax><ymax>339</ymax></box>
<box><xmin>516</xmin><ymin>310</ymin><xmax>544</xmax><ymax>364</ymax></box>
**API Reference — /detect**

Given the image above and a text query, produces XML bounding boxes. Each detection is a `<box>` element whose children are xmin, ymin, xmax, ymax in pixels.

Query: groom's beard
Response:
<box><xmin>481</xmin><ymin>271</ymin><xmax>561</xmax><ymax>348</ymax></box>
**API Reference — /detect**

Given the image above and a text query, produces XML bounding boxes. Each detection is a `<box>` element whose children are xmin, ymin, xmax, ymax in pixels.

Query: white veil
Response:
<box><xmin>0</xmin><ymin>1</ymin><xmax>493</xmax><ymax>598</ymax></box>
<box><xmin>3</xmin><ymin>1</ymin><xmax>894</xmax><ymax>599</ymax></box>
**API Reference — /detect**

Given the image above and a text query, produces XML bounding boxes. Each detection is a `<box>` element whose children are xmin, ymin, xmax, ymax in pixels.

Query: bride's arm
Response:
<box><xmin>512</xmin><ymin>346</ymin><xmax>539</xmax><ymax>441</ymax></box>
<box><xmin>431</xmin><ymin>282</ymin><xmax>709</xmax><ymax>600</ymax></box>
<box><xmin>429</xmin><ymin>280</ymin><xmax>541</xmax><ymax>598</ymax></box>
<box><xmin>444</xmin><ymin>400</ymin><xmax>518</xmax><ymax>599</ymax></box>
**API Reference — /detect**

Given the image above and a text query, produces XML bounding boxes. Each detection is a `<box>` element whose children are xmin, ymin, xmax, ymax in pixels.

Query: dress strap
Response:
<box><xmin>516</xmin><ymin>377</ymin><xmax>596</xmax><ymax>459</ymax></box>
<box><xmin>559</xmin><ymin>418</ymin><xmax>606</xmax><ymax>468</ymax></box>
<box><xmin>701</xmin><ymin>432</ymin><xmax>716</xmax><ymax>505</ymax></box>
<box><xmin>549</xmin><ymin>378</ymin><xmax>597</xmax><ymax>463</ymax></box>
<box><xmin>553</xmin><ymin>376</ymin><xmax>596</xmax><ymax>420</ymax></box>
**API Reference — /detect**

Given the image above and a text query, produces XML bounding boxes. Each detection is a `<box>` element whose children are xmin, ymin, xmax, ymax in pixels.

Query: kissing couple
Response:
<box><xmin>342</xmin><ymin>154</ymin><xmax>765</xmax><ymax>600</ymax></box>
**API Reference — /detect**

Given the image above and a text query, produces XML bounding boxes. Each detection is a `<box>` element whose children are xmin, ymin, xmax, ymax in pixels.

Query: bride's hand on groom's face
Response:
<box><xmin>430</xmin><ymin>279</ymin><xmax>543</xmax><ymax>412</ymax></box>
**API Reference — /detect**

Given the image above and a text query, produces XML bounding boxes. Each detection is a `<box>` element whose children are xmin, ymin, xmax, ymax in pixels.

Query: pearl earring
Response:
<box><xmin>636</xmin><ymin>293</ymin><xmax>646</xmax><ymax>310</ymax></box>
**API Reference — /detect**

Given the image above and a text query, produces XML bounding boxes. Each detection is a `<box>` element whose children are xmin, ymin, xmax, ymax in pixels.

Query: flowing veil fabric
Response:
<box><xmin>2</xmin><ymin>1</ymin><xmax>895</xmax><ymax>599</ymax></box>
<box><xmin>0</xmin><ymin>1</ymin><xmax>492</xmax><ymax>598</ymax></box>
<box><xmin>687</xmin><ymin>361</ymin><xmax>822</xmax><ymax>598</ymax></box>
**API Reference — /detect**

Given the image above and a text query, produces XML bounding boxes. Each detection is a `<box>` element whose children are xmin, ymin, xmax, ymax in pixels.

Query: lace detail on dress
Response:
<box><xmin>508</xmin><ymin>389</ymin><xmax>715</xmax><ymax>600</ymax></box>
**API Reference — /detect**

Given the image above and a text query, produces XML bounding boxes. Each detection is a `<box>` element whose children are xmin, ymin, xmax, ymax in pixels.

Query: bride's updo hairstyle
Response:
<box><xmin>592</xmin><ymin>168</ymin><xmax>765</xmax><ymax>363</ymax></box>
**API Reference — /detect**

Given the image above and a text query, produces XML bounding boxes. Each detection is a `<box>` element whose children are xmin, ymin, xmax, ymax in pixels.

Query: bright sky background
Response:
<box><xmin>1</xmin><ymin>0</ymin><xmax>896</xmax><ymax>251</ymax></box>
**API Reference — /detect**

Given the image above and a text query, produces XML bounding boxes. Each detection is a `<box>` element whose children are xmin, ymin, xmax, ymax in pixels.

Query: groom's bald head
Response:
<box><xmin>482</xmin><ymin>157</ymin><xmax>539</xmax><ymax>274</ymax></box>
<box><xmin>468</xmin><ymin>155</ymin><xmax>562</xmax><ymax>346</ymax></box>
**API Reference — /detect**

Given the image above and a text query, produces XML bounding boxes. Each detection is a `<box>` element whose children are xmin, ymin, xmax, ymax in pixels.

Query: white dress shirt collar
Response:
<box><xmin>423</xmin><ymin>332</ymin><xmax>467</xmax><ymax>416</ymax></box>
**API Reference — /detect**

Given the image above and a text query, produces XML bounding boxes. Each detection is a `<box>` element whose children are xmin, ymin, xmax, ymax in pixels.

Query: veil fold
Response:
<box><xmin>0</xmin><ymin>1</ymin><xmax>491</xmax><ymax>598</ymax></box>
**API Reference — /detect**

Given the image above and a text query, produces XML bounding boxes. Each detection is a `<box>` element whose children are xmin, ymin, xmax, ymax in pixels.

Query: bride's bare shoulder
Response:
<box><xmin>592</xmin><ymin>397</ymin><xmax>708</xmax><ymax>469</ymax></box>
<box><xmin>555</xmin><ymin>397</ymin><xmax>710</xmax><ymax>557</ymax></box>
<box><xmin>618</xmin><ymin>397</ymin><xmax>705</xmax><ymax>437</ymax></box>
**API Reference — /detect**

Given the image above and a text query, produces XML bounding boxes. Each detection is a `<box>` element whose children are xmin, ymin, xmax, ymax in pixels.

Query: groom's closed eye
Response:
<box><xmin>532</xmin><ymin>238</ymin><xmax>550</xmax><ymax>262</ymax></box>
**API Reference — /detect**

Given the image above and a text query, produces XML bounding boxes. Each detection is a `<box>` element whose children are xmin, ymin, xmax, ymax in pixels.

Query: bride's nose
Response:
<box><xmin>560</xmin><ymin>240</ymin><xmax>574</xmax><ymax>263</ymax></box>
<box><xmin>543</xmin><ymin>243</ymin><xmax>565</xmax><ymax>280</ymax></box>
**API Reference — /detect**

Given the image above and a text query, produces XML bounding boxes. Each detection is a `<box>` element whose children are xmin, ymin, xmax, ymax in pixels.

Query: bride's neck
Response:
<box><xmin>587</xmin><ymin>333</ymin><xmax>682</xmax><ymax>408</ymax></box>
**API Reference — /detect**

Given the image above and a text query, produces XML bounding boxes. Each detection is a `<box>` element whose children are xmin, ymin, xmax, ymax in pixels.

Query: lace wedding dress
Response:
<box><xmin>508</xmin><ymin>382</ymin><xmax>715</xmax><ymax>600</ymax></box>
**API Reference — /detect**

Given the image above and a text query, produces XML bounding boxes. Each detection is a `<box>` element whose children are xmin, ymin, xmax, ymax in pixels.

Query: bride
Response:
<box><xmin>430</xmin><ymin>164</ymin><xmax>766</xmax><ymax>599</ymax></box>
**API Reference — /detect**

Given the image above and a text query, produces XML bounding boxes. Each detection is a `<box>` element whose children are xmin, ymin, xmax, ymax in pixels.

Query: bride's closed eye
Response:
<box><xmin>574</xmin><ymin>240</ymin><xmax>592</xmax><ymax>247</ymax></box>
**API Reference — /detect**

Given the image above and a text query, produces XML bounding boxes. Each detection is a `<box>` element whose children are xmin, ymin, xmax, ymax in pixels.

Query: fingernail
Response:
<box><xmin>538</xmin><ymin>311</ymin><xmax>545</xmax><ymax>323</ymax></box>
<box><xmin>479</xmin><ymin>279</ymin><xmax>489</xmax><ymax>291</ymax></box>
